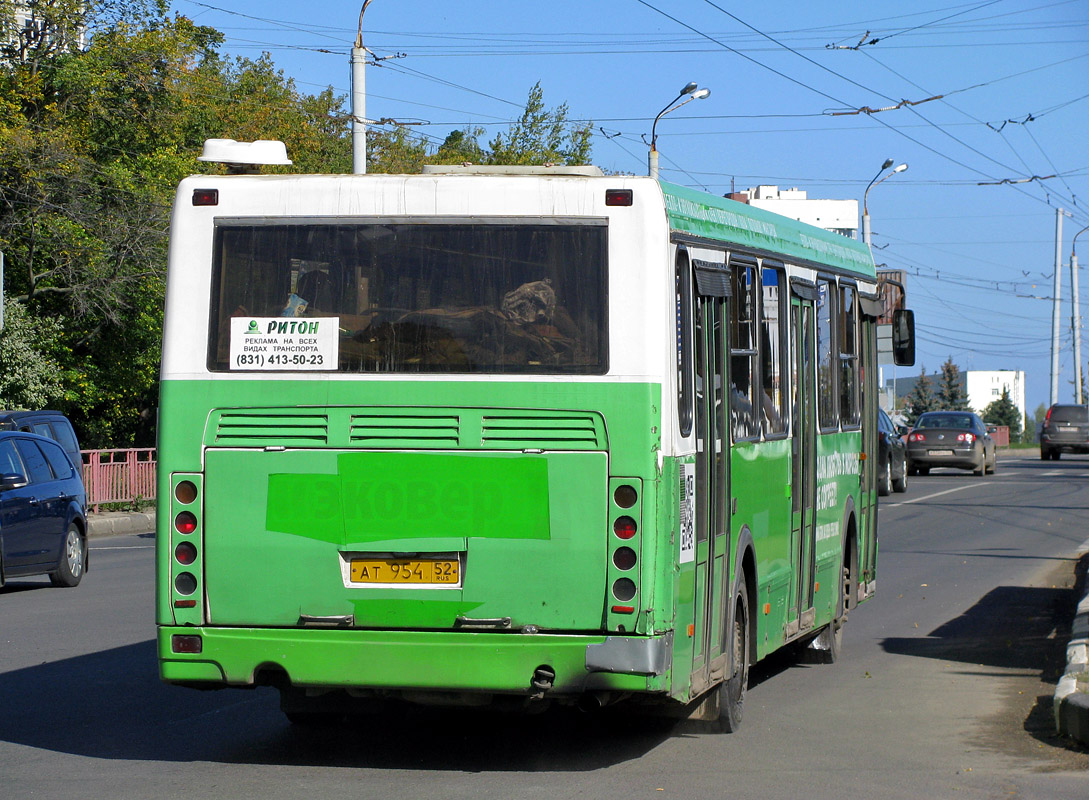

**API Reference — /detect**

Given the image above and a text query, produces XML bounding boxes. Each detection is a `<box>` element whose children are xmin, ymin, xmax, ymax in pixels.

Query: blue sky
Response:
<box><xmin>171</xmin><ymin>0</ymin><xmax>1089</xmax><ymax>414</ymax></box>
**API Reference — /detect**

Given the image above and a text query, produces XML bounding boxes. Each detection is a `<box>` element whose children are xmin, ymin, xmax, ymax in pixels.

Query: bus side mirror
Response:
<box><xmin>892</xmin><ymin>309</ymin><xmax>915</xmax><ymax>366</ymax></box>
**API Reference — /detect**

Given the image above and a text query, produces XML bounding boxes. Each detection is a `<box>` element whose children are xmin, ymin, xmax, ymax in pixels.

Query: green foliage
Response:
<box><xmin>937</xmin><ymin>356</ymin><xmax>970</xmax><ymax>411</ymax></box>
<box><xmin>903</xmin><ymin>364</ymin><xmax>935</xmax><ymax>426</ymax></box>
<box><xmin>0</xmin><ymin>298</ymin><xmax>65</xmax><ymax>409</ymax></box>
<box><xmin>369</xmin><ymin>83</ymin><xmax>592</xmax><ymax>173</ymax></box>
<box><xmin>982</xmin><ymin>387</ymin><xmax>1022</xmax><ymax>440</ymax></box>
<box><xmin>0</xmin><ymin>1</ymin><xmax>352</xmax><ymax>447</ymax></box>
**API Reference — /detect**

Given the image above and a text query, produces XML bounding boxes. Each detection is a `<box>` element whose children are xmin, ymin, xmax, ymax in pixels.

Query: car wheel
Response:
<box><xmin>716</xmin><ymin>572</ymin><xmax>750</xmax><ymax>733</ymax></box>
<box><xmin>49</xmin><ymin>524</ymin><xmax>85</xmax><ymax>588</ymax></box>
<box><xmin>973</xmin><ymin>456</ymin><xmax>985</xmax><ymax>476</ymax></box>
<box><xmin>878</xmin><ymin>456</ymin><xmax>892</xmax><ymax>496</ymax></box>
<box><xmin>1053</xmin><ymin>450</ymin><xmax>1061</xmax><ymax>460</ymax></box>
<box><xmin>892</xmin><ymin>455</ymin><xmax>908</xmax><ymax>493</ymax></box>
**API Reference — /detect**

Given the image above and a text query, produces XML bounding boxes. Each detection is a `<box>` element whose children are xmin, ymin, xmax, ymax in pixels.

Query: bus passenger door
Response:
<box><xmin>788</xmin><ymin>293</ymin><xmax>817</xmax><ymax>634</ymax></box>
<box><xmin>859</xmin><ymin>315</ymin><xmax>878</xmax><ymax>595</ymax></box>
<box><xmin>691</xmin><ymin>292</ymin><xmax>731</xmax><ymax>694</ymax></box>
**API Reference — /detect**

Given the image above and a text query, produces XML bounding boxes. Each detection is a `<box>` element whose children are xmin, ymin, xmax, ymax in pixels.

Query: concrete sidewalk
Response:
<box><xmin>87</xmin><ymin>510</ymin><xmax>156</xmax><ymax>538</ymax></box>
<box><xmin>1055</xmin><ymin>546</ymin><xmax>1089</xmax><ymax>746</ymax></box>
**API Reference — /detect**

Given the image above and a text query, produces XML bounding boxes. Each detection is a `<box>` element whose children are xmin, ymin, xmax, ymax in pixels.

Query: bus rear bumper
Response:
<box><xmin>158</xmin><ymin>626</ymin><xmax>664</xmax><ymax>696</ymax></box>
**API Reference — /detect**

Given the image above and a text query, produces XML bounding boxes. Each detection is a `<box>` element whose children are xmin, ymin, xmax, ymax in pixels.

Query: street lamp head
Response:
<box><xmin>691</xmin><ymin>88</ymin><xmax>711</xmax><ymax>100</ymax></box>
<box><xmin>881</xmin><ymin>158</ymin><xmax>894</xmax><ymax>170</ymax></box>
<box><xmin>680</xmin><ymin>81</ymin><xmax>699</xmax><ymax>96</ymax></box>
<box><xmin>893</xmin><ymin>163</ymin><xmax>908</xmax><ymax>174</ymax></box>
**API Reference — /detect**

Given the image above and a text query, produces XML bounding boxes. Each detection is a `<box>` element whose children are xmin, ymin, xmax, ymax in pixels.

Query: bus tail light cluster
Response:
<box><xmin>170</xmin><ymin>475</ymin><xmax>204</xmax><ymax>624</ymax></box>
<box><xmin>607</xmin><ymin>479</ymin><xmax>643</xmax><ymax>628</ymax></box>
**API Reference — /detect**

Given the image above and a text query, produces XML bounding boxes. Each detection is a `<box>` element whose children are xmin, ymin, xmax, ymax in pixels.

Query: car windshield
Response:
<box><xmin>917</xmin><ymin>413</ymin><xmax>974</xmax><ymax>429</ymax></box>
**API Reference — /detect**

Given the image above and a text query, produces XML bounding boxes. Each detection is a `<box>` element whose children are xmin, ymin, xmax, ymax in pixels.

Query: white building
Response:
<box><xmin>728</xmin><ymin>186</ymin><xmax>859</xmax><ymax>238</ymax></box>
<box><xmin>965</xmin><ymin>370</ymin><xmax>1026</xmax><ymax>423</ymax></box>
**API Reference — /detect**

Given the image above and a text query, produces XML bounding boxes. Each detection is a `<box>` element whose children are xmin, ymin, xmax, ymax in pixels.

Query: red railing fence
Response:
<box><xmin>80</xmin><ymin>449</ymin><xmax>157</xmax><ymax>511</ymax></box>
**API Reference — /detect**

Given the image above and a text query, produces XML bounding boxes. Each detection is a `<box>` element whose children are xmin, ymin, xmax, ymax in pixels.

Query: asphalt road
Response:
<box><xmin>1</xmin><ymin>451</ymin><xmax>1087</xmax><ymax>799</ymax></box>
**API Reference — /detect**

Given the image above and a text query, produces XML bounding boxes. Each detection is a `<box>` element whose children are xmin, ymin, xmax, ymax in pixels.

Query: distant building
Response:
<box><xmin>727</xmin><ymin>185</ymin><xmax>859</xmax><ymax>238</ymax></box>
<box><xmin>888</xmin><ymin>369</ymin><xmax>1026</xmax><ymax>423</ymax></box>
<box><xmin>1</xmin><ymin>4</ymin><xmax>85</xmax><ymax>60</ymax></box>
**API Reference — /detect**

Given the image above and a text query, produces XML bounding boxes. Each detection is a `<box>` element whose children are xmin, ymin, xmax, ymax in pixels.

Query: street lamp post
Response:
<box><xmin>351</xmin><ymin>0</ymin><xmax>376</xmax><ymax>175</ymax></box>
<box><xmin>1072</xmin><ymin>223</ymin><xmax>1089</xmax><ymax>402</ymax></box>
<box><xmin>648</xmin><ymin>82</ymin><xmax>710</xmax><ymax>180</ymax></box>
<box><xmin>862</xmin><ymin>159</ymin><xmax>908</xmax><ymax>248</ymax></box>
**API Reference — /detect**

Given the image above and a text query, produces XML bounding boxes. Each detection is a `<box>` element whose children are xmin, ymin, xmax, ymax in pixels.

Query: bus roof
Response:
<box><xmin>661</xmin><ymin>181</ymin><xmax>875</xmax><ymax>278</ymax></box>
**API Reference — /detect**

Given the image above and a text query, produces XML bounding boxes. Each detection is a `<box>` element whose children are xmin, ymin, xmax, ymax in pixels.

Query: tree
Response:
<box><xmin>0</xmin><ymin>297</ymin><xmax>65</xmax><ymax>409</ymax></box>
<box><xmin>1</xmin><ymin>2</ymin><xmax>352</xmax><ymax>446</ymax></box>
<box><xmin>982</xmin><ymin>387</ymin><xmax>1022</xmax><ymax>441</ymax></box>
<box><xmin>903</xmin><ymin>364</ymin><xmax>935</xmax><ymax>426</ymax></box>
<box><xmin>369</xmin><ymin>83</ymin><xmax>592</xmax><ymax>173</ymax></box>
<box><xmin>937</xmin><ymin>356</ymin><xmax>970</xmax><ymax>410</ymax></box>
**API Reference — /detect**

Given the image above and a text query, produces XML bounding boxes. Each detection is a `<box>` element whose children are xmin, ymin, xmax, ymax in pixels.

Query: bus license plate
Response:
<box><xmin>928</xmin><ymin>449</ymin><xmax>954</xmax><ymax>456</ymax></box>
<box><xmin>350</xmin><ymin>558</ymin><xmax>460</xmax><ymax>586</ymax></box>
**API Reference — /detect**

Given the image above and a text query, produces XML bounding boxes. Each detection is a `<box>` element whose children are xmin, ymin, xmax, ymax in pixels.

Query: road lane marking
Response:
<box><xmin>883</xmin><ymin>484</ymin><xmax>978</xmax><ymax>508</ymax></box>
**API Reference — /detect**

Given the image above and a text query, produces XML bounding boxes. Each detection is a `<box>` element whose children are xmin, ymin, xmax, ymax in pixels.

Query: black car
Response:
<box><xmin>0</xmin><ymin>431</ymin><xmax>88</xmax><ymax>588</ymax></box>
<box><xmin>906</xmin><ymin>411</ymin><xmax>996</xmax><ymax>476</ymax></box>
<box><xmin>0</xmin><ymin>410</ymin><xmax>83</xmax><ymax>478</ymax></box>
<box><xmin>877</xmin><ymin>408</ymin><xmax>908</xmax><ymax>496</ymax></box>
<box><xmin>1039</xmin><ymin>404</ymin><xmax>1089</xmax><ymax>460</ymax></box>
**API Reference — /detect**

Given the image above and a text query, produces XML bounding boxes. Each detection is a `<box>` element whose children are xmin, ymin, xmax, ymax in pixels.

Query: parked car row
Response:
<box><xmin>0</xmin><ymin>411</ymin><xmax>87</xmax><ymax>589</ymax></box>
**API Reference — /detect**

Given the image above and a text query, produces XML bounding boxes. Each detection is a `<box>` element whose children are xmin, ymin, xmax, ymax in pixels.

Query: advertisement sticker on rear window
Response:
<box><xmin>229</xmin><ymin>317</ymin><xmax>339</xmax><ymax>370</ymax></box>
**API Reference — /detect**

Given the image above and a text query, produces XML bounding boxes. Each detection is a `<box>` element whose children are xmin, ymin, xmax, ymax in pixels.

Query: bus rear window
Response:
<box><xmin>207</xmin><ymin>221</ymin><xmax>607</xmax><ymax>374</ymax></box>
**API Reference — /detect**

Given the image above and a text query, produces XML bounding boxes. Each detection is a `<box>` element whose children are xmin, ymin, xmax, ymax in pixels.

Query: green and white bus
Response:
<box><xmin>157</xmin><ymin>146</ymin><xmax>913</xmax><ymax>729</ymax></box>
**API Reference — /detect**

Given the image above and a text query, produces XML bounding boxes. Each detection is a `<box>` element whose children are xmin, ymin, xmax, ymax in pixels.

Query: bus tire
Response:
<box><xmin>49</xmin><ymin>524</ymin><xmax>85</xmax><ymax>588</ymax></box>
<box><xmin>717</xmin><ymin>572</ymin><xmax>750</xmax><ymax>733</ymax></box>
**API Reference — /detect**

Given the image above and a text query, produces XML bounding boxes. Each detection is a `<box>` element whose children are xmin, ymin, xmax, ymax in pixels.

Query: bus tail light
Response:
<box><xmin>608</xmin><ymin>479</ymin><xmax>643</xmax><ymax>631</ymax></box>
<box><xmin>170</xmin><ymin>474</ymin><xmax>203</xmax><ymax>626</ymax></box>
<box><xmin>605</xmin><ymin>189</ymin><xmax>633</xmax><ymax>206</ymax></box>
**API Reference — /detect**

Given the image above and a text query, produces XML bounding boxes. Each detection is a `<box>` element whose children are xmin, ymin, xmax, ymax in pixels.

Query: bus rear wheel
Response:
<box><xmin>717</xmin><ymin>572</ymin><xmax>750</xmax><ymax>733</ymax></box>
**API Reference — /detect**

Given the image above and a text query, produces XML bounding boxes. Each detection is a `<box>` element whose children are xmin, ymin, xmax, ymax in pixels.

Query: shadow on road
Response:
<box><xmin>0</xmin><ymin>639</ymin><xmax>677</xmax><ymax>769</ymax></box>
<box><xmin>881</xmin><ymin>552</ymin><xmax>1088</xmax><ymax>752</ymax></box>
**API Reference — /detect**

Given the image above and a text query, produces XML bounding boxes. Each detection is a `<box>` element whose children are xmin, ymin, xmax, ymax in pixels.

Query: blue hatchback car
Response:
<box><xmin>0</xmin><ymin>431</ymin><xmax>88</xmax><ymax>588</ymax></box>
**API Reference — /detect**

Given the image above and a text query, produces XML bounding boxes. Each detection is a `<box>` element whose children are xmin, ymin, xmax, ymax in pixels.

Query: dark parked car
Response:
<box><xmin>0</xmin><ymin>410</ymin><xmax>83</xmax><ymax>478</ymax></box>
<box><xmin>1039</xmin><ymin>404</ymin><xmax>1089</xmax><ymax>460</ymax></box>
<box><xmin>877</xmin><ymin>408</ymin><xmax>907</xmax><ymax>496</ymax></box>
<box><xmin>0</xmin><ymin>431</ymin><xmax>88</xmax><ymax>588</ymax></box>
<box><xmin>906</xmin><ymin>411</ymin><xmax>996</xmax><ymax>476</ymax></box>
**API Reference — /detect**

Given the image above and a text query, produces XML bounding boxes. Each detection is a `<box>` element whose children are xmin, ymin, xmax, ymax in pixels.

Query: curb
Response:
<box><xmin>87</xmin><ymin>511</ymin><xmax>156</xmax><ymax>538</ymax></box>
<box><xmin>1055</xmin><ymin>548</ymin><xmax>1089</xmax><ymax>746</ymax></box>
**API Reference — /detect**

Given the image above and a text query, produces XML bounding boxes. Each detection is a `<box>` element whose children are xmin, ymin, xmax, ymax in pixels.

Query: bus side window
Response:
<box><xmin>839</xmin><ymin>284</ymin><xmax>860</xmax><ymax>427</ymax></box>
<box><xmin>676</xmin><ymin>250</ymin><xmax>694</xmax><ymax>438</ymax></box>
<box><xmin>816</xmin><ymin>277</ymin><xmax>838</xmax><ymax>430</ymax></box>
<box><xmin>730</xmin><ymin>260</ymin><xmax>760</xmax><ymax>441</ymax></box>
<box><xmin>760</xmin><ymin>265</ymin><xmax>787</xmax><ymax>435</ymax></box>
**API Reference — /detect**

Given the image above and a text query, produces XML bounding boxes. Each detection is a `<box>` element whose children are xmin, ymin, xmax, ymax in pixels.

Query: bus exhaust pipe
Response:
<box><xmin>578</xmin><ymin>691</ymin><xmax>613</xmax><ymax>712</ymax></box>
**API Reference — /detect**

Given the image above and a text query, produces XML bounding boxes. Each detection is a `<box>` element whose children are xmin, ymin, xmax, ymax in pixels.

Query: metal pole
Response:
<box><xmin>648</xmin><ymin>148</ymin><xmax>659</xmax><ymax>180</ymax></box>
<box><xmin>1050</xmin><ymin>208</ymin><xmax>1063</xmax><ymax>406</ymax></box>
<box><xmin>862</xmin><ymin>212</ymin><xmax>871</xmax><ymax>249</ymax></box>
<box><xmin>351</xmin><ymin>2</ymin><xmax>374</xmax><ymax>175</ymax></box>
<box><xmin>1073</xmin><ymin>248</ymin><xmax>1083</xmax><ymax>403</ymax></box>
<box><xmin>351</xmin><ymin>43</ymin><xmax>367</xmax><ymax>174</ymax></box>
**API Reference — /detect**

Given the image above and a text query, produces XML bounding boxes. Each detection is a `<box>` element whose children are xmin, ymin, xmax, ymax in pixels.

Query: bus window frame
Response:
<box><xmin>729</xmin><ymin>256</ymin><xmax>761</xmax><ymax>444</ymax></box>
<box><xmin>815</xmin><ymin>275</ymin><xmax>840</xmax><ymax>434</ymax></box>
<box><xmin>676</xmin><ymin>248</ymin><xmax>694</xmax><ymax>438</ymax></box>
<box><xmin>759</xmin><ymin>262</ymin><xmax>789</xmax><ymax>441</ymax></box>
<box><xmin>838</xmin><ymin>281</ymin><xmax>861</xmax><ymax>430</ymax></box>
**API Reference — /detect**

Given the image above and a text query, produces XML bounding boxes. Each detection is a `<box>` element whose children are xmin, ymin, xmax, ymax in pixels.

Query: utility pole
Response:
<box><xmin>351</xmin><ymin>1</ymin><xmax>375</xmax><ymax>175</ymax></box>
<box><xmin>1073</xmin><ymin>238</ymin><xmax>1083</xmax><ymax>404</ymax></box>
<box><xmin>1050</xmin><ymin>208</ymin><xmax>1063</xmax><ymax>406</ymax></box>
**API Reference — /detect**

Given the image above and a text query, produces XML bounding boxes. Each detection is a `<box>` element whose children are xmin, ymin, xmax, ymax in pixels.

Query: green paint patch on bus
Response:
<box><xmin>266</xmin><ymin>451</ymin><xmax>551</xmax><ymax>544</ymax></box>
